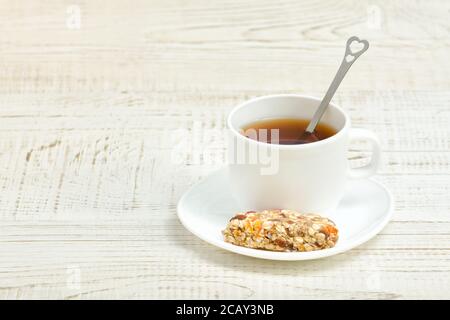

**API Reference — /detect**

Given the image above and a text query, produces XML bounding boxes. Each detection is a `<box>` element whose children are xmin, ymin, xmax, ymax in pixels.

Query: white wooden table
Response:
<box><xmin>0</xmin><ymin>0</ymin><xmax>449</xmax><ymax>299</ymax></box>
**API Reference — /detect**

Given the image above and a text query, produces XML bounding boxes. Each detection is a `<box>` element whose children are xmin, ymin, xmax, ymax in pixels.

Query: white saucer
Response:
<box><xmin>177</xmin><ymin>167</ymin><xmax>393</xmax><ymax>261</ymax></box>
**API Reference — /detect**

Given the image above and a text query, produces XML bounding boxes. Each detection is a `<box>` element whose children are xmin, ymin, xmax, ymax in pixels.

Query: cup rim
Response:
<box><xmin>227</xmin><ymin>94</ymin><xmax>350</xmax><ymax>150</ymax></box>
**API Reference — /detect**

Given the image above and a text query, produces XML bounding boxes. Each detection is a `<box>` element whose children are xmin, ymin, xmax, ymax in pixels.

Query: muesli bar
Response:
<box><xmin>222</xmin><ymin>209</ymin><xmax>339</xmax><ymax>252</ymax></box>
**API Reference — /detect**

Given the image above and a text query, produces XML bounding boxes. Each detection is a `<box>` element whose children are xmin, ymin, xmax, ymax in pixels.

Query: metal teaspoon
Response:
<box><xmin>299</xmin><ymin>36</ymin><xmax>369</xmax><ymax>143</ymax></box>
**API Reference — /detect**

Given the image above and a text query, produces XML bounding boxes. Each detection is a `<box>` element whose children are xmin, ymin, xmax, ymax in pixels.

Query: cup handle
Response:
<box><xmin>347</xmin><ymin>128</ymin><xmax>381</xmax><ymax>179</ymax></box>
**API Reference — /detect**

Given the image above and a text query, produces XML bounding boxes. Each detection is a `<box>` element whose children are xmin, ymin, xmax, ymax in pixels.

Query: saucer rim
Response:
<box><xmin>177</xmin><ymin>167</ymin><xmax>393</xmax><ymax>261</ymax></box>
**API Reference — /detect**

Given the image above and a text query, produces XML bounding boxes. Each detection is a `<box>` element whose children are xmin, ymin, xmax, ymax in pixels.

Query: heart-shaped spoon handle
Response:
<box><xmin>305</xmin><ymin>36</ymin><xmax>369</xmax><ymax>133</ymax></box>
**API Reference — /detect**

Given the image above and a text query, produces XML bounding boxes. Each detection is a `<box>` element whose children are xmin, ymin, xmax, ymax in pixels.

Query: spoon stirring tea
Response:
<box><xmin>298</xmin><ymin>36</ymin><xmax>369</xmax><ymax>144</ymax></box>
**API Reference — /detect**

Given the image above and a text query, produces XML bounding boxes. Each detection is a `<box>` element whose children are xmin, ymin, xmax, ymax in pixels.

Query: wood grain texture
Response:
<box><xmin>0</xmin><ymin>0</ymin><xmax>449</xmax><ymax>299</ymax></box>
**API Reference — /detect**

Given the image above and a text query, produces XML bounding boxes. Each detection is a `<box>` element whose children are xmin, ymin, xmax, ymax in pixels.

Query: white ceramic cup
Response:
<box><xmin>227</xmin><ymin>94</ymin><xmax>381</xmax><ymax>213</ymax></box>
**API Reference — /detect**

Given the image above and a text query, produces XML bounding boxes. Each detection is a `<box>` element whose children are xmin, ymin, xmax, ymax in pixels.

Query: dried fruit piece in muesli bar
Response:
<box><xmin>222</xmin><ymin>209</ymin><xmax>338</xmax><ymax>252</ymax></box>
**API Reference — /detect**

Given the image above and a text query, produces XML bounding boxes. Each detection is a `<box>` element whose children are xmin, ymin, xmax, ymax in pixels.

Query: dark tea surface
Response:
<box><xmin>241</xmin><ymin>118</ymin><xmax>337</xmax><ymax>145</ymax></box>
